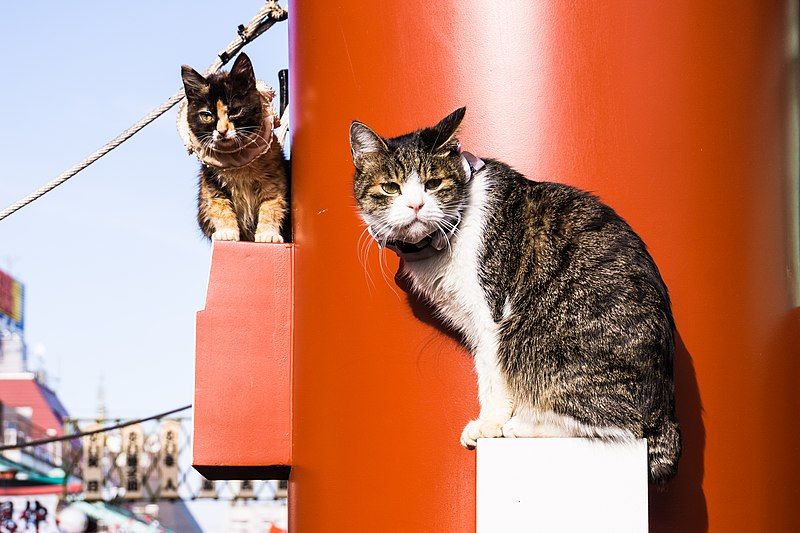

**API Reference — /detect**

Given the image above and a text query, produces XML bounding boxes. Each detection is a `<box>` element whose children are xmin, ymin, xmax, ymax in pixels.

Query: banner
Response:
<box><xmin>237</xmin><ymin>480</ymin><xmax>255</xmax><ymax>499</ymax></box>
<box><xmin>82</xmin><ymin>425</ymin><xmax>104</xmax><ymax>500</ymax></box>
<box><xmin>121</xmin><ymin>424</ymin><xmax>144</xmax><ymax>499</ymax></box>
<box><xmin>275</xmin><ymin>480</ymin><xmax>288</xmax><ymax>499</ymax></box>
<box><xmin>159</xmin><ymin>420</ymin><xmax>180</xmax><ymax>498</ymax></box>
<box><xmin>0</xmin><ymin>269</ymin><xmax>23</xmax><ymax>332</ymax></box>
<box><xmin>199</xmin><ymin>478</ymin><xmax>218</xmax><ymax>499</ymax></box>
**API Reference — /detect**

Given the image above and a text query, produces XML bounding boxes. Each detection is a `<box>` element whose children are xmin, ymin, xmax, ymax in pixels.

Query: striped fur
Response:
<box><xmin>350</xmin><ymin>108</ymin><xmax>681</xmax><ymax>483</ymax></box>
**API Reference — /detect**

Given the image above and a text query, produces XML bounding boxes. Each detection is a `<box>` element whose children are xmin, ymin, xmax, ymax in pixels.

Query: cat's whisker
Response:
<box><xmin>356</xmin><ymin>225</ymin><xmax>377</xmax><ymax>293</ymax></box>
<box><xmin>359</xmin><ymin>219</ymin><xmax>399</xmax><ymax>296</ymax></box>
<box><xmin>242</xmin><ymin>130</ymin><xmax>274</xmax><ymax>148</ymax></box>
<box><xmin>437</xmin><ymin>213</ymin><xmax>463</xmax><ymax>244</ymax></box>
<box><xmin>207</xmin><ymin>136</ymin><xmax>259</xmax><ymax>154</ymax></box>
<box><xmin>439</xmin><ymin>225</ymin><xmax>454</xmax><ymax>254</ymax></box>
<box><xmin>431</xmin><ymin>220</ymin><xmax>454</xmax><ymax>255</ymax></box>
<box><xmin>365</xmin><ymin>220</ymin><xmax>403</xmax><ymax>299</ymax></box>
<box><xmin>376</xmin><ymin>245</ymin><xmax>401</xmax><ymax>300</ymax></box>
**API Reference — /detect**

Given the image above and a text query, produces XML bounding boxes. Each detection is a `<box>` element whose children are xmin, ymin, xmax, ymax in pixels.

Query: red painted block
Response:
<box><xmin>193</xmin><ymin>241</ymin><xmax>292</xmax><ymax>480</ymax></box>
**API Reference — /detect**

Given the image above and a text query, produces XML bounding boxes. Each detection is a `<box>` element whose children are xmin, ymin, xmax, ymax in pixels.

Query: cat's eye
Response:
<box><xmin>425</xmin><ymin>179</ymin><xmax>443</xmax><ymax>191</ymax></box>
<box><xmin>381</xmin><ymin>182</ymin><xmax>401</xmax><ymax>195</ymax></box>
<box><xmin>198</xmin><ymin>111</ymin><xmax>214</xmax><ymax>123</ymax></box>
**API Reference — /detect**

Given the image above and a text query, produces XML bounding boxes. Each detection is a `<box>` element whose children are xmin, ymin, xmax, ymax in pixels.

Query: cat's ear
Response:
<box><xmin>229</xmin><ymin>53</ymin><xmax>256</xmax><ymax>91</ymax></box>
<box><xmin>181</xmin><ymin>66</ymin><xmax>208</xmax><ymax>101</ymax></box>
<box><xmin>428</xmin><ymin>107</ymin><xmax>466</xmax><ymax>153</ymax></box>
<box><xmin>350</xmin><ymin>121</ymin><xmax>388</xmax><ymax>168</ymax></box>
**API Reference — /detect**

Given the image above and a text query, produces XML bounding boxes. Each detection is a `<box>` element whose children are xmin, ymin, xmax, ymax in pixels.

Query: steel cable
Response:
<box><xmin>0</xmin><ymin>1</ymin><xmax>287</xmax><ymax>222</ymax></box>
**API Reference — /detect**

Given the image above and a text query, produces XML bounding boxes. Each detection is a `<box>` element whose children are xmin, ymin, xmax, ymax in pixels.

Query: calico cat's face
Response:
<box><xmin>350</xmin><ymin>108</ymin><xmax>469</xmax><ymax>244</ymax></box>
<box><xmin>181</xmin><ymin>53</ymin><xmax>263</xmax><ymax>151</ymax></box>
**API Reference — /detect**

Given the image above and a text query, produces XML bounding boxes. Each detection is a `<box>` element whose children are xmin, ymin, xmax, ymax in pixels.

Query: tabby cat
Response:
<box><xmin>181</xmin><ymin>53</ymin><xmax>287</xmax><ymax>242</ymax></box>
<box><xmin>350</xmin><ymin>108</ymin><xmax>681</xmax><ymax>483</ymax></box>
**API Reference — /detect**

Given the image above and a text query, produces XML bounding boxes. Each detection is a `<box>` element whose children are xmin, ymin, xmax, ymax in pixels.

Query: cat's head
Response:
<box><xmin>350</xmin><ymin>107</ymin><xmax>469</xmax><ymax>245</ymax></box>
<box><xmin>181</xmin><ymin>53</ymin><xmax>263</xmax><ymax>151</ymax></box>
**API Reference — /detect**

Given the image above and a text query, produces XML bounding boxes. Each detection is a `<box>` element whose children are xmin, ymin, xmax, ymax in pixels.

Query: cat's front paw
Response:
<box><xmin>501</xmin><ymin>416</ymin><xmax>537</xmax><ymax>438</ymax></box>
<box><xmin>460</xmin><ymin>419</ymin><xmax>504</xmax><ymax>450</ymax></box>
<box><xmin>255</xmin><ymin>230</ymin><xmax>284</xmax><ymax>243</ymax></box>
<box><xmin>212</xmin><ymin>228</ymin><xmax>240</xmax><ymax>241</ymax></box>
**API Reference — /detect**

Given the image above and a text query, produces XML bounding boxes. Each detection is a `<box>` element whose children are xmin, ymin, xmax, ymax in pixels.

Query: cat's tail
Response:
<box><xmin>647</xmin><ymin>419</ymin><xmax>681</xmax><ymax>484</ymax></box>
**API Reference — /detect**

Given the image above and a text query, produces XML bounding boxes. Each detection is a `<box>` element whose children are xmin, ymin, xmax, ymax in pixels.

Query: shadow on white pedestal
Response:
<box><xmin>477</xmin><ymin>438</ymin><xmax>648</xmax><ymax>533</ymax></box>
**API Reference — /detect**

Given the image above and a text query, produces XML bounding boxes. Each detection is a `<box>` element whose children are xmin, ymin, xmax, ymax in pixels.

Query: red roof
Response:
<box><xmin>0</xmin><ymin>374</ymin><xmax>67</xmax><ymax>436</ymax></box>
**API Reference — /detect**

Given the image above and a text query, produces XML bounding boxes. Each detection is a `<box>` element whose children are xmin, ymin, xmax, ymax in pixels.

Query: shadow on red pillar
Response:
<box><xmin>193</xmin><ymin>241</ymin><xmax>293</xmax><ymax>480</ymax></box>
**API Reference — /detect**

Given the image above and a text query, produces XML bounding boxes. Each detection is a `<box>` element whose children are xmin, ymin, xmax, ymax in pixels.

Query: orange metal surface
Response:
<box><xmin>193</xmin><ymin>241</ymin><xmax>292</xmax><ymax>479</ymax></box>
<box><xmin>290</xmin><ymin>1</ymin><xmax>799</xmax><ymax>531</ymax></box>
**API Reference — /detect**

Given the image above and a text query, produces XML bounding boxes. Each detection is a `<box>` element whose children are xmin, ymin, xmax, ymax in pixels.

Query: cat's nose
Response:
<box><xmin>407</xmin><ymin>200</ymin><xmax>424</xmax><ymax>213</ymax></box>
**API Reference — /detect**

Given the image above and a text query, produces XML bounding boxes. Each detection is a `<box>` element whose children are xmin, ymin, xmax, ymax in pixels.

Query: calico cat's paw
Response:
<box><xmin>212</xmin><ymin>228</ymin><xmax>240</xmax><ymax>241</ymax></box>
<box><xmin>460</xmin><ymin>419</ymin><xmax>504</xmax><ymax>449</ymax></box>
<box><xmin>255</xmin><ymin>230</ymin><xmax>284</xmax><ymax>243</ymax></box>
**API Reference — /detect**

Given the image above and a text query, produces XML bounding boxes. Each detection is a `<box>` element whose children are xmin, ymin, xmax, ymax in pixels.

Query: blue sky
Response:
<box><xmin>0</xmin><ymin>2</ymin><xmax>288</xmax><ymax>418</ymax></box>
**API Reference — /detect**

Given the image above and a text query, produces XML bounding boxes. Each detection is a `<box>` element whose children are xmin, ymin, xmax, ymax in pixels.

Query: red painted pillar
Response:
<box><xmin>289</xmin><ymin>1</ymin><xmax>799</xmax><ymax>531</ymax></box>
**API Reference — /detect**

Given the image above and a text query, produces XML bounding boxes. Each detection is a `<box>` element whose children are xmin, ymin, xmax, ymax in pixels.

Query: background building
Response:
<box><xmin>0</xmin><ymin>267</ymin><xmax>78</xmax><ymax>530</ymax></box>
<box><xmin>0</xmin><ymin>268</ymin><xmax>25</xmax><ymax>374</ymax></box>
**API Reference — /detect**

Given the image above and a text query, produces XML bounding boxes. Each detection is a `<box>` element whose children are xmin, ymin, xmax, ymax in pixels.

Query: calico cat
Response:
<box><xmin>350</xmin><ymin>108</ymin><xmax>681</xmax><ymax>483</ymax></box>
<box><xmin>180</xmin><ymin>53</ymin><xmax>287</xmax><ymax>242</ymax></box>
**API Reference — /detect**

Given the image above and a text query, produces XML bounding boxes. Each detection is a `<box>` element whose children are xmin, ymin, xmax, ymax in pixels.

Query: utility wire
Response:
<box><xmin>0</xmin><ymin>404</ymin><xmax>191</xmax><ymax>451</ymax></box>
<box><xmin>0</xmin><ymin>1</ymin><xmax>288</xmax><ymax>222</ymax></box>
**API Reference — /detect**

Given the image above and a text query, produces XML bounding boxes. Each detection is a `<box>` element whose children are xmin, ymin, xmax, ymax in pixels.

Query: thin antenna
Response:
<box><xmin>97</xmin><ymin>374</ymin><xmax>107</xmax><ymax>421</ymax></box>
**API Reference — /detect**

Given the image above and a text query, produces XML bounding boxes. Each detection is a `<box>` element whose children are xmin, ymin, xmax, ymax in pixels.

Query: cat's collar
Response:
<box><xmin>368</xmin><ymin>151</ymin><xmax>484</xmax><ymax>262</ymax></box>
<box><xmin>460</xmin><ymin>151</ymin><xmax>484</xmax><ymax>181</ymax></box>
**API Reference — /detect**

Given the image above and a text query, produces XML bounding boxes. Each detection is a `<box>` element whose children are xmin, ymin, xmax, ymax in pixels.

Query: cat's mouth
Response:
<box><xmin>398</xmin><ymin>219</ymin><xmax>432</xmax><ymax>239</ymax></box>
<box><xmin>212</xmin><ymin>137</ymin><xmax>239</xmax><ymax>149</ymax></box>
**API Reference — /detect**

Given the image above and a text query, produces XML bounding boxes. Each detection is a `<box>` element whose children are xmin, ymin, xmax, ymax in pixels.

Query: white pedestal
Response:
<box><xmin>477</xmin><ymin>438</ymin><xmax>648</xmax><ymax>533</ymax></box>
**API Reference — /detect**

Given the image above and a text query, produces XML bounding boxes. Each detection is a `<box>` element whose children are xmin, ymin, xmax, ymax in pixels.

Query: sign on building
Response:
<box><xmin>199</xmin><ymin>478</ymin><xmax>218</xmax><ymax>499</ymax></box>
<box><xmin>82</xmin><ymin>426</ymin><xmax>104</xmax><ymax>500</ymax></box>
<box><xmin>159</xmin><ymin>420</ymin><xmax>180</xmax><ymax>499</ymax></box>
<box><xmin>121</xmin><ymin>424</ymin><xmax>144</xmax><ymax>499</ymax></box>
<box><xmin>237</xmin><ymin>480</ymin><xmax>256</xmax><ymax>499</ymax></box>
<box><xmin>0</xmin><ymin>269</ymin><xmax>24</xmax><ymax>333</ymax></box>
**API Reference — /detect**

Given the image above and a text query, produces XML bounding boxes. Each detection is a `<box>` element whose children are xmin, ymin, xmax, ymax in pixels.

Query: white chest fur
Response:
<box><xmin>402</xmin><ymin>172</ymin><xmax>496</xmax><ymax>351</ymax></box>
